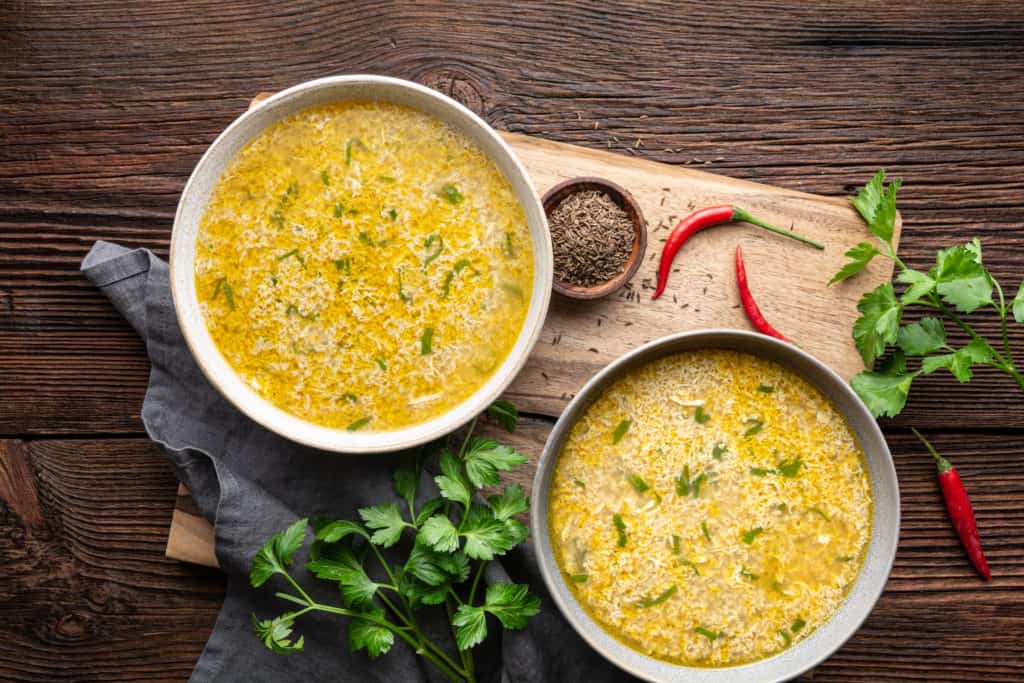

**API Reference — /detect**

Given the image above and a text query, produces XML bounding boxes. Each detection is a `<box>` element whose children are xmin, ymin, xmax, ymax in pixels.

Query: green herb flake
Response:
<box><xmin>712</xmin><ymin>443</ymin><xmax>727</xmax><ymax>460</ymax></box>
<box><xmin>439</xmin><ymin>184</ymin><xmax>464</xmax><ymax>204</ymax></box>
<box><xmin>791</xmin><ymin>618</ymin><xmax>806</xmax><ymax>633</ymax></box>
<box><xmin>276</xmin><ymin>248</ymin><xmax>305</xmax><ymax>266</ymax></box>
<box><xmin>680</xmin><ymin>558</ymin><xmax>700</xmax><ymax>576</ymax></box>
<box><xmin>757</xmin><ymin>383</ymin><xmax>775</xmax><ymax>393</ymax></box>
<box><xmin>742</xmin><ymin>527</ymin><xmax>764</xmax><ymax>545</ymax></box>
<box><xmin>321</xmin><ymin>169</ymin><xmax>330</xmax><ymax>186</ymax></box>
<box><xmin>694</xmin><ymin>405</ymin><xmax>711</xmax><ymax>424</ymax></box>
<box><xmin>671</xmin><ymin>534</ymin><xmax>681</xmax><ymax>554</ymax></box>
<box><xmin>345</xmin><ymin>138</ymin><xmax>366</xmax><ymax>166</ymax></box>
<box><xmin>836</xmin><ymin>555</ymin><xmax>855</xmax><ymax>563</ymax></box>
<box><xmin>740</xmin><ymin>566</ymin><xmax>759</xmax><ymax>581</ymax></box>
<box><xmin>338</xmin><ymin>393</ymin><xmax>359</xmax><ymax>404</ymax></box>
<box><xmin>612</xmin><ymin>514</ymin><xmax>627</xmax><ymax>547</ymax></box>
<box><xmin>270</xmin><ymin>275</ymin><xmax>278</xmax><ymax>286</ymax></box>
<box><xmin>573</xmin><ymin>479</ymin><xmax>586</xmax><ymax>489</ymax></box>
<box><xmin>334</xmin><ymin>202</ymin><xmax>345</xmax><ymax>218</ymax></box>
<box><xmin>612</xmin><ymin>419</ymin><xmax>631</xmax><ymax>444</ymax></box>
<box><xmin>777</xmin><ymin>458</ymin><xmax>802</xmax><ymax>478</ymax></box>
<box><xmin>779</xmin><ymin>629</ymin><xmax>792</xmax><ymax>646</ymax></box>
<box><xmin>675</xmin><ymin>464</ymin><xmax>691</xmax><ymax>496</ymax></box>
<box><xmin>694</xmin><ymin>626</ymin><xmax>722</xmax><ymax>642</ymax></box>
<box><xmin>691</xmin><ymin>473</ymin><xmax>707</xmax><ymax>498</ymax></box>
<box><xmin>750</xmin><ymin>467</ymin><xmax>772</xmax><ymax>477</ymax></box>
<box><xmin>334</xmin><ymin>257</ymin><xmax>351</xmax><ymax>273</ymax></box>
<box><xmin>627</xmin><ymin>474</ymin><xmax>649</xmax><ymax>494</ymax></box>
<box><xmin>285</xmin><ymin>304</ymin><xmax>318</xmax><ymax>321</ymax></box>
<box><xmin>378</xmin><ymin>175</ymin><xmax>396</xmax><ymax>183</ymax></box>
<box><xmin>397</xmin><ymin>270</ymin><xmax>412</xmax><ymax>304</ymax></box>
<box><xmin>502</xmin><ymin>233</ymin><xmax>517</xmax><ymax>258</ymax></box>
<box><xmin>421</xmin><ymin>327</ymin><xmax>434</xmax><ymax>355</ymax></box>
<box><xmin>358</xmin><ymin>231</ymin><xmax>376</xmax><ymax>247</ymax></box>
<box><xmin>346</xmin><ymin>416</ymin><xmax>372</xmax><ymax>432</ymax></box>
<box><xmin>568</xmin><ymin>574</ymin><xmax>588</xmax><ymax>583</ymax></box>
<box><xmin>810</xmin><ymin>507</ymin><xmax>831</xmax><ymax>522</ymax></box>
<box><xmin>636</xmin><ymin>585</ymin><xmax>677</xmax><ymax>608</ymax></box>
<box><xmin>744</xmin><ymin>418</ymin><xmax>764</xmax><ymax>437</ymax></box>
<box><xmin>388</xmin><ymin>208</ymin><xmax>398</xmax><ymax>220</ymax></box>
<box><xmin>375</xmin><ymin>357</ymin><xmax>388</xmax><ymax>371</ymax></box>
<box><xmin>441</xmin><ymin>259</ymin><xmax>472</xmax><ymax>298</ymax></box>
<box><xmin>701</xmin><ymin>521</ymin><xmax>711</xmax><ymax>542</ymax></box>
<box><xmin>212</xmin><ymin>277</ymin><xmax>235</xmax><ymax>310</ymax></box>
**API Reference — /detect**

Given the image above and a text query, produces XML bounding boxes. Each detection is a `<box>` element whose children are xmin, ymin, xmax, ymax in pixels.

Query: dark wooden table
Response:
<box><xmin>2</xmin><ymin>2</ymin><xmax>1023</xmax><ymax>681</ymax></box>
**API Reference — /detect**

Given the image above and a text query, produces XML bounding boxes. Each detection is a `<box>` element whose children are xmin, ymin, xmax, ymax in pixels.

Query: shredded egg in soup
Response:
<box><xmin>548</xmin><ymin>350</ymin><xmax>872</xmax><ymax>667</ymax></box>
<box><xmin>194</xmin><ymin>101</ymin><xmax>533</xmax><ymax>431</ymax></box>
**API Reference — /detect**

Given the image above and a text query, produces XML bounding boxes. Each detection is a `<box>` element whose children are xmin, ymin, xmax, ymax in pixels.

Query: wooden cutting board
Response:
<box><xmin>165</xmin><ymin>95</ymin><xmax>901</xmax><ymax>567</ymax></box>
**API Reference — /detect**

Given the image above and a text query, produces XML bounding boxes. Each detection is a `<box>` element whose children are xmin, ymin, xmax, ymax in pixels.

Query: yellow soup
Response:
<box><xmin>194</xmin><ymin>101</ymin><xmax>534</xmax><ymax>431</ymax></box>
<box><xmin>548</xmin><ymin>350</ymin><xmax>872</xmax><ymax>667</ymax></box>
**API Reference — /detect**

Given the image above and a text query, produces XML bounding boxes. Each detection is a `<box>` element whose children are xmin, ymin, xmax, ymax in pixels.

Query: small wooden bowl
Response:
<box><xmin>542</xmin><ymin>177</ymin><xmax>647</xmax><ymax>300</ymax></box>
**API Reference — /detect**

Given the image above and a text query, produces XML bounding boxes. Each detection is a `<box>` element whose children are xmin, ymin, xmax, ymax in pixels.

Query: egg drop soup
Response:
<box><xmin>548</xmin><ymin>350</ymin><xmax>872</xmax><ymax>667</ymax></box>
<box><xmin>194</xmin><ymin>101</ymin><xmax>534</xmax><ymax>431</ymax></box>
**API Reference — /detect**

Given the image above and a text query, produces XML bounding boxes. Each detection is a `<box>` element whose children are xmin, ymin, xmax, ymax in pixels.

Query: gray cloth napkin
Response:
<box><xmin>81</xmin><ymin>241</ymin><xmax>631</xmax><ymax>683</ymax></box>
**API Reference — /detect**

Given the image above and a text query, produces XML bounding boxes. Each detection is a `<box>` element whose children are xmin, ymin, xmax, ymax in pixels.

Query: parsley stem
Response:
<box><xmin>447</xmin><ymin>586</ymin><xmax>465</xmax><ymax>606</ymax></box>
<box><xmin>457</xmin><ymin>417</ymin><xmax>478</xmax><ymax>460</ymax></box>
<box><xmin>468</xmin><ymin>561</ymin><xmax>487</xmax><ymax>607</ymax></box>
<box><xmin>282</xmin><ymin>572</ymin><xmax>316</xmax><ymax>607</ymax></box>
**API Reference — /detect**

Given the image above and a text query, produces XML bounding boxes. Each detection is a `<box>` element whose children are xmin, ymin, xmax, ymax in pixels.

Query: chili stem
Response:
<box><xmin>732</xmin><ymin>208</ymin><xmax>825</xmax><ymax>250</ymax></box>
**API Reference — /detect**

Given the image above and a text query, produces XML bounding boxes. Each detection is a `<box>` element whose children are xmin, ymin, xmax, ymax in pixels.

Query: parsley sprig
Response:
<box><xmin>832</xmin><ymin>169</ymin><xmax>1024</xmax><ymax>417</ymax></box>
<box><xmin>249</xmin><ymin>402</ymin><xmax>539</xmax><ymax>682</ymax></box>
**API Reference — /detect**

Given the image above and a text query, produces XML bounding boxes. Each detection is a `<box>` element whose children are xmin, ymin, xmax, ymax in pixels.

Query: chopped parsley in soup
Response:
<box><xmin>548</xmin><ymin>350</ymin><xmax>872</xmax><ymax>667</ymax></box>
<box><xmin>194</xmin><ymin>101</ymin><xmax>533</xmax><ymax>431</ymax></box>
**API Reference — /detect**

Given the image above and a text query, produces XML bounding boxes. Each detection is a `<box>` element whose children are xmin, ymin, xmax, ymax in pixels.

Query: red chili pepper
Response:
<box><xmin>651</xmin><ymin>205</ymin><xmax>823</xmax><ymax>300</ymax></box>
<box><xmin>912</xmin><ymin>428</ymin><xmax>992</xmax><ymax>580</ymax></box>
<box><xmin>735</xmin><ymin>245</ymin><xmax>789</xmax><ymax>342</ymax></box>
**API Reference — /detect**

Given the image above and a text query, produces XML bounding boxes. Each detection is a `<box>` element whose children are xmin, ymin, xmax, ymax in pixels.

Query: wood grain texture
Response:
<box><xmin>2</xmin><ymin>0</ymin><xmax>1024</xmax><ymax>680</ymax></box>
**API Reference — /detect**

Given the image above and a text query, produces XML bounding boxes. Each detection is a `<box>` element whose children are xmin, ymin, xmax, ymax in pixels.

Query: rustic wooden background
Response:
<box><xmin>2</xmin><ymin>1</ymin><xmax>1023</xmax><ymax>681</ymax></box>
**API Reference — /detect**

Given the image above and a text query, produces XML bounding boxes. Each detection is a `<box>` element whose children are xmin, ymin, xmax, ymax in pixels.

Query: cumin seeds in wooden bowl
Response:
<box><xmin>542</xmin><ymin>177</ymin><xmax>647</xmax><ymax>299</ymax></box>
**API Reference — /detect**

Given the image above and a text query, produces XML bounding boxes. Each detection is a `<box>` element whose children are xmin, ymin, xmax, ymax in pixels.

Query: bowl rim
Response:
<box><xmin>169</xmin><ymin>74</ymin><xmax>553</xmax><ymax>453</ymax></box>
<box><xmin>530</xmin><ymin>329</ymin><xmax>900</xmax><ymax>682</ymax></box>
<box><xmin>543</xmin><ymin>176</ymin><xmax>647</xmax><ymax>300</ymax></box>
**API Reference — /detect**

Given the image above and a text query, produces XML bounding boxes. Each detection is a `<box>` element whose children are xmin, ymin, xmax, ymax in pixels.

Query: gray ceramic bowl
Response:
<box><xmin>169</xmin><ymin>75</ymin><xmax>552</xmax><ymax>453</ymax></box>
<box><xmin>531</xmin><ymin>330</ymin><xmax>899</xmax><ymax>682</ymax></box>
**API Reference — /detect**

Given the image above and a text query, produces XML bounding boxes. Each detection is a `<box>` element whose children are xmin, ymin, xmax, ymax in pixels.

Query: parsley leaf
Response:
<box><xmin>358</xmin><ymin>504</ymin><xmax>408</xmax><ymax>548</ymax></box>
<box><xmin>420</xmin><ymin>327</ymin><xmax>434</xmax><ymax>355</ymax></box>
<box><xmin>896</xmin><ymin>317</ymin><xmax>947</xmax><ymax>355</ymax></box>
<box><xmin>712</xmin><ymin>443</ymin><xmax>728</xmax><ymax>460</ymax></box>
<box><xmin>435</xmin><ymin>448</ymin><xmax>472</xmax><ymax>507</ymax></box>
<box><xmin>851</xmin><ymin>350</ymin><xmax>916</xmax><ymax>417</ymax></box>
<box><xmin>931</xmin><ymin>241</ymin><xmax>993</xmax><ymax>313</ymax></box>
<box><xmin>486</xmin><ymin>399</ymin><xmax>518</xmax><ymax>432</ymax></box>
<box><xmin>418</xmin><ymin>514</ymin><xmax>460</xmax><ymax>553</ymax></box>
<box><xmin>250</xmin><ymin>517</ymin><xmax>307</xmax><ymax>588</ymax></box>
<box><xmin>347</xmin><ymin>607</ymin><xmax>394</xmax><ymax>658</ymax></box>
<box><xmin>307</xmin><ymin>544</ymin><xmax>380</xmax><ymax>607</ymax></box>
<box><xmin>463</xmin><ymin>438</ymin><xmax>528</xmax><ymax>488</ymax></box>
<box><xmin>694</xmin><ymin>626</ymin><xmax>724</xmax><ymax>642</ymax></box>
<box><xmin>853</xmin><ymin>282</ymin><xmax>902</xmax><ymax>366</ymax></box>
<box><xmin>313</xmin><ymin>518</ymin><xmax>369</xmax><ymax>543</ymax></box>
<box><xmin>487</xmin><ymin>484</ymin><xmax>529</xmax><ymax>521</ymax></box>
<box><xmin>694</xmin><ymin>405</ymin><xmax>710</xmax><ymax>424</ymax></box>
<box><xmin>440</xmin><ymin>184</ymin><xmax>464</xmax><ymax>204</ymax></box>
<box><xmin>252</xmin><ymin>613</ymin><xmax>304</xmax><ymax>654</ymax></box>
<box><xmin>744</xmin><ymin>418</ymin><xmax>764</xmax><ymax>437</ymax></box>
<box><xmin>451</xmin><ymin>584</ymin><xmax>539</xmax><ymax>650</ymax></box>
<box><xmin>613</xmin><ymin>513</ymin><xmax>628</xmax><ymax>547</ymax></box>
<box><xmin>569</xmin><ymin>573</ymin><xmax>588</xmax><ymax>583</ymax></box>
<box><xmin>829</xmin><ymin>242</ymin><xmax>880</xmax><ymax>285</ymax></box>
<box><xmin>897</xmin><ymin>268</ymin><xmax>936</xmax><ymax>306</ymax></box>
<box><xmin>482</xmin><ymin>582</ymin><xmax>541</xmax><ymax>629</ymax></box>
<box><xmin>850</xmin><ymin>169</ymin><xmax>900</xmax><ymax>245</ymax></box>
<box><xmin>460</xmin><ymin>504</ymin><xmax>515</xmax><ymax>560</ymax></box>
<box><xmin>612</xmin><ymin>419</ymin><xmax>631</xmax><ymax>444</ymax></box>
<box><xmin>451</xmin><ymin>604</ymin><xmax>487</xmax><ymax>651</ymax></box>
<box><xmin>414</xmin><ymin>498</ymin><xmax>444</xmax><ymax>527</ymax></box>
<box><xmin>920</xmin><ymin>338</ymin><xmax>993</xmax><ymax>383</ymax></box>
<box><xmin>403</xmin><ymin>538</ymin><xmax>457</xmax><ymax>586</ymax></box>
<box><xmin>1013</xmin><ymin>280</ymin><xmax>1024</xmax><ymax>324</ymax></box>
<box><xmin>776</xmin><ymin>458</ymin><xmax>802</xmax><ymax>478</ymax></box>
<box><xmin>392</xmin><ymin>454</ymin><xmax>419</xmax><ymax>516</ymax></box>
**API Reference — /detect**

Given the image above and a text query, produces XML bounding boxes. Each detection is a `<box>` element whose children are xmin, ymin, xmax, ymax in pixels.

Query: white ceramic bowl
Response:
<box><xmin>170</xmin><ymin>75</ymin><xmax>553</xmax><ymax>453</ymax></box>
<box><xmin>531</xmin><ymin>330</ymin><xmax>900</xmax><ymax>682</ymax></box>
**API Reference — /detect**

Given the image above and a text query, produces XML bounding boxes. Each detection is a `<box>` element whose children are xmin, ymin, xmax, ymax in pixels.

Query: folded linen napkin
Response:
<box><xmin>81</xmin><ymin>241</ymin><xmax>631</xmax><ymax>682</ymax></box>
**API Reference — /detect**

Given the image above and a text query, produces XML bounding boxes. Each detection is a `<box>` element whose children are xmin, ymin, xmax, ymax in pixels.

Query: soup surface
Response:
<box><xmin>195</xmin><ymin>101</ymin><xmax>534</xmax><ymax>431</ymax></box>
<box><xmin>548</xmin><ymin>350</ymin><xmax>872</xmax><ymax>667</ymax></box>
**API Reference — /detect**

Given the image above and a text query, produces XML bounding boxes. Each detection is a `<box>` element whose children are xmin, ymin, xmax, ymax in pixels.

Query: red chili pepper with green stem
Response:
<box><xmin>651</xmin><ymin>205</ymin><xmax>823</xmax><ymax>300</ymax></box>
<box><xmin>735</xmin><ymin>245</ymin><xmax>789</xmax><ymax>342</ymax></box>
<box><xmin>912</xmin><ymin>428</ymin><xmax>992</xmax><ymax>580</ymax></box>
